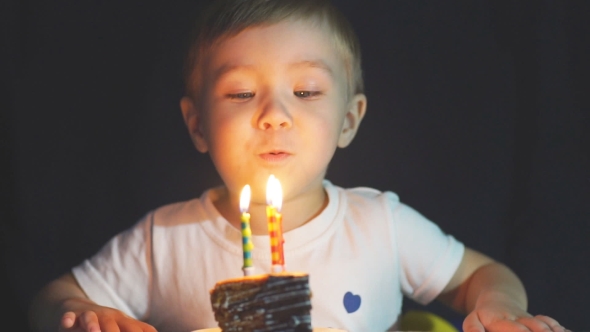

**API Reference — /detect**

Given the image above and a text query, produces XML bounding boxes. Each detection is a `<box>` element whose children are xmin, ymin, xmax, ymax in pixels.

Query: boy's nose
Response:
<box><xmin>257</xmin><ymin>97</ymin><xmax>292</xmax><ymax>130</ymax></box>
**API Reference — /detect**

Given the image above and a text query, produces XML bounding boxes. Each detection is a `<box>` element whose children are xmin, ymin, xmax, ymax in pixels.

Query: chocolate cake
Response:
<box><xmin>210</xmin><ymin>272</ymin><xmax>312</xmax><ymax>332</ymax></box>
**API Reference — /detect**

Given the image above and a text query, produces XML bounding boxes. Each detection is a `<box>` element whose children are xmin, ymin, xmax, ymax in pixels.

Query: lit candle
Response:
<box><xmin>266</xmin><ymin>175</ymin><xmax>285</xmax><ymax>273</ymax></box>
<box><xmin>240</xmin><ymin>185</ymin><xmax>255</xmax><ymax>276</ymax></box>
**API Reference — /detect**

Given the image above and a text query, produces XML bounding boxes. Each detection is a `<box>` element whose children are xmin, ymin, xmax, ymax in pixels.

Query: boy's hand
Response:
<box><xmin>439</xmin><ymin>249</ymin><xmax>570</xmax><ymax>332</ymax></box>
<box><xmin>463</xmin><ymin>297</ymin><xmax>569</xmax><ymax>332</ymax></box>
<box><xmin>59</xmin><ymin>298</ymin><xmax>157</xmax><ymax>332</ymax></box>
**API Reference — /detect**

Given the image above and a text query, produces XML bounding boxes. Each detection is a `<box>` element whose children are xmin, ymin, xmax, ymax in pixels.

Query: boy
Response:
<box><xmin>29</xmin><ymin>0</ymin><xmax>569</xmax><ymax>331</ymax></box>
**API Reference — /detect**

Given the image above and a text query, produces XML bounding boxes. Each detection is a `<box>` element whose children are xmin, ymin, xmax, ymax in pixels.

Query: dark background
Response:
<box><xmin>2</xmin><ymin>0</ymin><xmax>589</xmax><ymax>331</ymax></box>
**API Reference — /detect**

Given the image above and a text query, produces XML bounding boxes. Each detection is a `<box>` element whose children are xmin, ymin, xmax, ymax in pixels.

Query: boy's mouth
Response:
<box><xmin>259</xmin><ymin>151</ymin><xmax>291</xmax><ymax>163</ymax></box>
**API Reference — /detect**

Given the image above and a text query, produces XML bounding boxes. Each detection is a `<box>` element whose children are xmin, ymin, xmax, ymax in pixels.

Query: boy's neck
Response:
<box><xmin>212</xmin><ymin>184</ymin><xmax>329</xmax><ymax>235</ymax></box>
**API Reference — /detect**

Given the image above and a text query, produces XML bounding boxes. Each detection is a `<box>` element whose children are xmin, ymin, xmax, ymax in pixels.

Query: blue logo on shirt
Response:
<box><xmin>343</xmin><ymin>291</ymin><xmax>361</xmax><ymax>313</ymax></box>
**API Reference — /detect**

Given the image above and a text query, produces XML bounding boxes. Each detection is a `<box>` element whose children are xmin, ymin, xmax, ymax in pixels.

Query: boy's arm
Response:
<box><xmin>437</xmin><ymin>248</ymin><xmax>569</xmax><ymax>332</ymax></box>
<box><xmin>29</xmin><ymin>272</ymin><xmax>156</xmax><ymax>332</ymax></box>
<box><xmin>29</xmin><ymin>272</ymin><xmax>89</xmax><ymax>331</ymax></box>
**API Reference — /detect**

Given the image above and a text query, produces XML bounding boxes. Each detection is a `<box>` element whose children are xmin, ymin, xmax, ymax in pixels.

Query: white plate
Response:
<box><xmin>192</xmin><ymin>328</ymin><xmax>347</xmax><ymax>332</ymax></box>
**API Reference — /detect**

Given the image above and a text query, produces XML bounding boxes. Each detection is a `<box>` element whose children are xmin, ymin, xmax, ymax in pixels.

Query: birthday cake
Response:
<box><xmin>210</xmin><ymin>272</ymin><xmax>312</xmax><ymax>332</ymax></box>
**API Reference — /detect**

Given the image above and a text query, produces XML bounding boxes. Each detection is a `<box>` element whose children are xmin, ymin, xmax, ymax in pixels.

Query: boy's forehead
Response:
<box><xmin>203</xmin><ymin>20</ymin><xmax>346</xmax><ymax>79</ymax></box>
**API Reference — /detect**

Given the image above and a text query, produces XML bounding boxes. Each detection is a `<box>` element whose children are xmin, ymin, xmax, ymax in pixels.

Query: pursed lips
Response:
<box><xmin>259</xmin><ymin>150</ymin><xmax>292</xmax><ymax>162</ymax></box>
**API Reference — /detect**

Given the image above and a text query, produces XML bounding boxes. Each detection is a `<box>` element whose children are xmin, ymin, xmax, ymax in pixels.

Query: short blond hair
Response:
<box><xmin>183</xmin><ymin>0</ymin><xmax>363</xmax><ymax>101</ymax></box>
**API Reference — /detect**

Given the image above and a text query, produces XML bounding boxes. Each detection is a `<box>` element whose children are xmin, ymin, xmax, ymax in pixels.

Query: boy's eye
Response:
<box><xmin>294</xmin><ymin>91</ymin><xmax>321</xmax><ymax>99</ymax></box>
<box><xmin>227</xmin><ymin>92</ymin><xmax>255</xmax><ymax>99</ymax></box>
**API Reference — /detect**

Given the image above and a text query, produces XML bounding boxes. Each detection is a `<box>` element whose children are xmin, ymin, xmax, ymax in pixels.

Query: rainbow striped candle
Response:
<box><xmin>266</xmin><ymin>175</ymin><xmax>285</xmax><ymax>273</ymax></box>
<box><xmin>240</xmin><ymin>185</ymin><xmax>255</xmax><ymax>276</ymax></box>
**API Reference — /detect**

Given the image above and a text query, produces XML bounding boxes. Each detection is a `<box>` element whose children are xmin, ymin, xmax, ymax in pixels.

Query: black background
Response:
<box><xmin>2</xmin><ymin>1</ymin><xmax>589</xmax><ymax>331</ymax></box>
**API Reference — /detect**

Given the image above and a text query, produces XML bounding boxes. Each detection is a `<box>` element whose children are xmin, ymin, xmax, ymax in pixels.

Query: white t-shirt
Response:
<box><xmin>72</xmin><ymin>180</ymin><xmax>464</xmax><ymax>332</ymax></box>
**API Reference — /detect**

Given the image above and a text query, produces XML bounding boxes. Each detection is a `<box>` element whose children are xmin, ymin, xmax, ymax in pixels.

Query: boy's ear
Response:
<box><xmin>180</xmin><ymin>96</ymin><xmax>209</xmax><ymax>153</ymax></box>
<box><xmin>338</xmin><ymin>93</ymin><xmax>367</xmax><ymax>148</ymax></box>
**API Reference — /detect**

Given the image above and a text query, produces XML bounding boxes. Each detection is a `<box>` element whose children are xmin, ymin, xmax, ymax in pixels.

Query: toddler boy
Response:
<box><xmin>29</xmin><ymin>0</ymin><xmax>569</xmax><ymax>331</ymax></box>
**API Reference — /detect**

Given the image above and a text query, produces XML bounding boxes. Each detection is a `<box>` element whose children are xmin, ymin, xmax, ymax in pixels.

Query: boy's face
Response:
<box><xmin>182</xmin><ymin>19</ymin><xmax>366</xmax><ymax>204</ymax></box>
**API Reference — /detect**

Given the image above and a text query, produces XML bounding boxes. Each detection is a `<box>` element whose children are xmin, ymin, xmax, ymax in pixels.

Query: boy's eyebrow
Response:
<box><xmin>290</xmin><ymin>59</ymin><xmax>334</xmax><ymax>77</ymax></box>
<box><xmin>211</xmin><ymin>59</ymin><xmax>334</xmax><ymax>81</ymax></box>
<box><xmin>212</xmin><ymin>64</ymin><xmax>256</xmax><ymax>81</ymax></box>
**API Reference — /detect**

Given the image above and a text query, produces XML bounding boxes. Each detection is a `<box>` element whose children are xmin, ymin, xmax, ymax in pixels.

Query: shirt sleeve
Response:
<box><xmin>389</xmin><ymin>196</ymin><xmax>465</xmax><ymax>305</ymax></box>
<box><xmin>71</xmin><ymin>213</ymin><xmax>153</xmax><ymax>320</ymax></box>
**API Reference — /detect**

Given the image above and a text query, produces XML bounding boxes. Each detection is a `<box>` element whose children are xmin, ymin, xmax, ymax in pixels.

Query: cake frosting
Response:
<box><xmin>210</xmin><ymin>272</ymin><xmax>312</xmax><ymax>332</ymax></box>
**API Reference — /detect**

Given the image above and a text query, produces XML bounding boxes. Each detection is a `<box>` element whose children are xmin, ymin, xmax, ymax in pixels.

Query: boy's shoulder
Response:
<box><xmin>327</xmin><ymin>180</ymin><xmax>401</xmax><ymax>208</ymax></box>
<box><xmin>329</xmin><ymin>181</ymin><xmax>399</xmax><ymax>200</ymax></box>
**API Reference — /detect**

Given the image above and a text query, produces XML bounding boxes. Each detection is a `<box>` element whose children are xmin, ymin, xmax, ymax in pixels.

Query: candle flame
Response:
<box><xmin>266</xmin><ymin>175</ymin><xmax>283</xmax><ymax>211</ymax></box>
<box><xmin>240</xmin><ymin>185</ymin><xmax>251</xmax><ymax>213</ymax></box>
